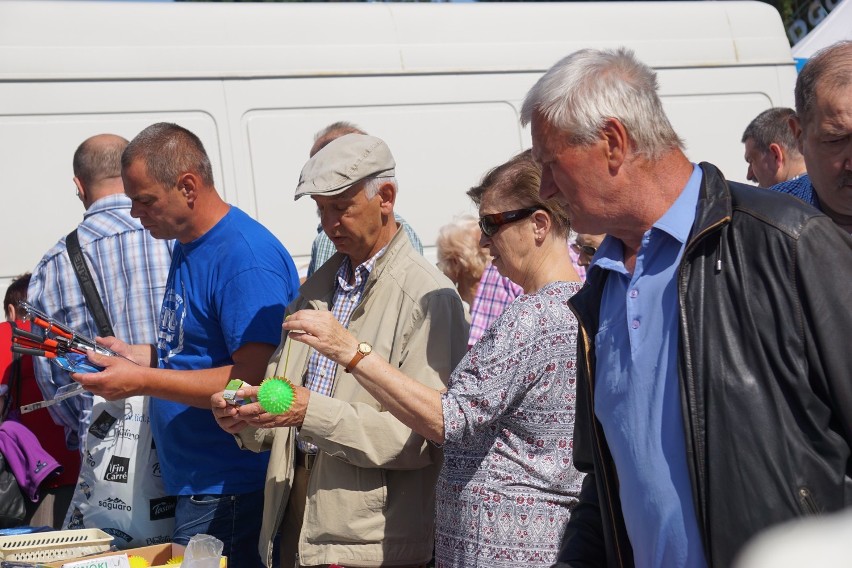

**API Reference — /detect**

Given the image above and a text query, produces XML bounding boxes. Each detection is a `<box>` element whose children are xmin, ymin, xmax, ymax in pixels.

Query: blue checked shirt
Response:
<box><xmin>298</xmin><ymin>245</ymin><xmax>387</xmax><ymax>453</ymax></box>
<box><xmin>307</xmin><ymin>214</ymin><xmax>423</xmax><ymax>277</ymax></box>
<box><xmin>769</xmin><ymin>173</ymin><xmax>820</xmax><ymax>209</ymax></box>
<box><xmin>27</xmin><ymin>194</ymin><xmax>173</xmax><ymax>451</ymax></box>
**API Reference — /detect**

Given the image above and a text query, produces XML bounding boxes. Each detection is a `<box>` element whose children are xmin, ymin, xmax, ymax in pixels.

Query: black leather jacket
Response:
<box><xmin>556</xmin><ymin>163</ymin><xmax>852</xmax><ymax>568</ymax></box>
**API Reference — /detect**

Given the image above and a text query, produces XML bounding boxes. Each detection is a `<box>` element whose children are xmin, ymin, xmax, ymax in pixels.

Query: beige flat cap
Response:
<box><xmin>295</xmin><ymin>133</ymin><xmax>396</xmax><ymax>200</ymax></box>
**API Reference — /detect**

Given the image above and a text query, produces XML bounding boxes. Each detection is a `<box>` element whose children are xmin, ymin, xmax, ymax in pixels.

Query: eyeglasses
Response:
<box><xmin>571</xmin><ymin>243</ymin><xmax>598</xmax><ymax>256</ymax></box>
<box><xmin>478</xmin><ymin>207</ymin><xmax>539</xmax><ymax>237</ymax></box>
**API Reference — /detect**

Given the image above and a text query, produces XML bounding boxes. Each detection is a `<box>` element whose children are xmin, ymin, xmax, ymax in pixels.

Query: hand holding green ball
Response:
<box><xmin>257</xmin><ymin>376</ymin><xmax>295</xmax><ymax>414</ymax></box>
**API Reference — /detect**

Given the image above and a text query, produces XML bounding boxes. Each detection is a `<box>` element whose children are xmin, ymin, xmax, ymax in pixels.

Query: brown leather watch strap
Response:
<box><xmin>345</xmin><ymin>342</ymin><xmax>372</xmax><ymax>373</ymax></box>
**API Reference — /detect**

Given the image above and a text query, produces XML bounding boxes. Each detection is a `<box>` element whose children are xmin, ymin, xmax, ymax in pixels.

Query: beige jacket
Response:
<box><xmin>237</xmin><ymin>230</ymin><xmax>469</xmax><ymax>567</ymax></box>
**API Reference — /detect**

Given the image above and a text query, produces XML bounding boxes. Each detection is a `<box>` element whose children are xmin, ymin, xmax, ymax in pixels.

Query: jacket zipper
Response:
<box><xmin>678</xmin><ymin>215</ymin><xmax>730</xmax><ymax>565</ymax></box>
<box><xmin>576</xmin><ymin>318</ymin><xmax>627</xmax><ymax>567</ymax></box>
<box><xmin>798</xmin><ymin>487</ymin><xmax>819</xmax><ymax>515</ymax></box>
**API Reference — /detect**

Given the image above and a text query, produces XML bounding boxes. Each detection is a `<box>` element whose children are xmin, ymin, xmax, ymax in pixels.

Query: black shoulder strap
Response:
<box><xmin>66</xmin><ymin>229</ymin><xmax>115</xmax><ymax>337</ymax></box>
<box><xmin>2</xmin><ymin>323</ymin><xmax>20</xmax><ymax>420</ymax></box>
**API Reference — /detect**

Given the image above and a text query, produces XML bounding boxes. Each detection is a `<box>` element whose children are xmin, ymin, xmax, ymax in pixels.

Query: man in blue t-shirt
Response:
<box><xmin>75</xmin><ymin>123</ymin><xmax>299</xmax><ymax>568</ymax></box>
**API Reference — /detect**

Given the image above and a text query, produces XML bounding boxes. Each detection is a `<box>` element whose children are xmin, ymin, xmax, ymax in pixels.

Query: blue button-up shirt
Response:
<box><xmin>592</xmin><ymin>164</ymin><xmax>707</xmax><ymax>568</ymax></box>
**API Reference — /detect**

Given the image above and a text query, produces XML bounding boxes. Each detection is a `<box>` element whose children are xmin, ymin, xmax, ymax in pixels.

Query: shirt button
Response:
<box><xmin>631</xmin><ymin>320</ymin><xmax>640</xmax><ymax>329</ymax></box>
<box><xmin>629</xmin><ymin>289</ymin><xmax>639</xmax><ymax>299</ymax></box>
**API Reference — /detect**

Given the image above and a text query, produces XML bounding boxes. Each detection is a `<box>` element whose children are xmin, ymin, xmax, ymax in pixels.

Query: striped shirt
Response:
<box><xmin>27</xmin><ymin>194</ymin><xmax>173</xmax><ymax>451</ymax></box>
<box><xmin>298</xmin><ymin>245</ymin><xmax>387</xmax><ymax>453</ymax></box>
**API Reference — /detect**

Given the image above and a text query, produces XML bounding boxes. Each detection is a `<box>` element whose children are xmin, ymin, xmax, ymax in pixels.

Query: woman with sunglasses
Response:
<box><xmin>571</xmin><ymin>233</ymin><xmax>606</xmax><ymax>268</ymax></box>
<box><xmin>283</xmin><ymin>150</ymin><xmax>584</xmax><ymax>568</ymax></box>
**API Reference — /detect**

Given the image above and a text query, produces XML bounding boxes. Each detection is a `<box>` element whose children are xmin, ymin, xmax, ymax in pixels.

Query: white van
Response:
<box><xmin>0</xmin><ymin>0</ymin><xmax>796</xmax><ymax>288</ymax></box>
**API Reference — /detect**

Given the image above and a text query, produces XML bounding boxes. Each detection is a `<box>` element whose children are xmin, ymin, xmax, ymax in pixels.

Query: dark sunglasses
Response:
<box><xmin>478</xmin><ymin>207</ymin><xmax>539</xmax><ymax>237</ymax></box>
<box><xmin>571</xmin><ymin>243</ymin><xmax>598</xmax><ymax>256</ymax></box>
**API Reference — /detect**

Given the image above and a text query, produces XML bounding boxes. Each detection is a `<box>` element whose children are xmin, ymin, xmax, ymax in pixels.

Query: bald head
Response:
<box><xmin>73</xmin><ymin>134</ymin><xmax>129</xmax><ymax>208</ymax></box>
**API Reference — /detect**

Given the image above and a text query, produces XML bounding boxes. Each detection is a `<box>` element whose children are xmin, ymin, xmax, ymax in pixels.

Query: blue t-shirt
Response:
<box><xmin>593</xmin><ymin>165</ymin><xmax>707</xmax><ymax>567</ymax></box>
<box><xmin>151</xmin><ymin>206</ymin><xmax>299</xmax><ymax>495</ymax></box>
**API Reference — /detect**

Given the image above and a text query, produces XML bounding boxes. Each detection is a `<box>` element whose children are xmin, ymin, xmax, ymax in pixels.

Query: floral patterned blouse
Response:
<box><xmin>437</xmin><ymin>280</ymin><xmax>585</xmax><ymax>567</ymax></box>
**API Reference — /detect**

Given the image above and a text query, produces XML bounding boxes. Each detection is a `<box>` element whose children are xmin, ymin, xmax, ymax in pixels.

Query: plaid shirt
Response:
<box><xmin>467</xmin><ymin>264</ymin><xmax>523</xmax><ymax>347</ymax></box>
<box><xmin>27</xmin><ymin>194</ymin><xmax>173</xmax><ymax>451</ymax></box>
<box><xmin>299</xmin><ymin>245</ymin><xmax>387</xmax><ymax>453</ymax></box>
<box><xmin>468</xmin><ymin>240</ymin><xmax>586</xmax><ymax>347</ymax></box>
<box><xmin>307</xmin><ymin>213</ymin><xmax>423</xmax><ymax>277</ymax></box>
<box><xmin>769</xmin><ymin>174</ymin><xmax>820</xmax><ymax>209</ymax></box>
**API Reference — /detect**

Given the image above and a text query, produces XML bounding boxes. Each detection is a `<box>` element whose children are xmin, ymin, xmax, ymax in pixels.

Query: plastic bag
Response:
<box><xmin>64</xmin><ymin>396</ymin><xmax>174</xmax><ymax>547</ymax></box>
<box><xmin>183</xmin><ymin>534</ymin><xmax>224</xmax><ymax>568</ymax></box>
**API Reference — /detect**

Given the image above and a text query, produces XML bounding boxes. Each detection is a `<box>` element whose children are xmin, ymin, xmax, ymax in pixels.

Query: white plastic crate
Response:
<box><xmin>0</xmin><ymin>529</ymin><xmax>114</xmax><ymax>563</ymax></box>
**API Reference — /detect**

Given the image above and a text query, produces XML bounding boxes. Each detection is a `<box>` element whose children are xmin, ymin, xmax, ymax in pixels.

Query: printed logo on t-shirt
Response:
<box><xmin>103</xmin><ymin>456</ymin><xmax>130</xmax><ymax>483</ymax></box>
<box><xmin>152</xmin><ymin>461</ymin><xmax>162</xmax><ymax>478</ymax></box>
<box><xmin>146</xmin><ymin>535</ymin><xmax>172</xmax><ymax>546</ymax></box>
<box><xmin>150</xmin><ymin>496</ymin><xmax>177</xmax><ymax>521</ymax></box>
<box><xmin>89</xmin><ymin>410</ymin><xmax>118</xmax><ymax>440</ymax></box>
<box><xmin>157</xmin><ymin>283</ymin><xmax>186</xmax><ymax>364</ymax></box>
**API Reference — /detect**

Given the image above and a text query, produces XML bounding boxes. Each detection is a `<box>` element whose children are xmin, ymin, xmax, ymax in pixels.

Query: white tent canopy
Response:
<box><xmin>792</xmin><ymin>0</ymin><xmax>851</xmax><ymax>65</ymax></box>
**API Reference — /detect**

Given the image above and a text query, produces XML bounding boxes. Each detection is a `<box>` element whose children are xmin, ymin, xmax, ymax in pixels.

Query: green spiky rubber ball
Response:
<box><xmin>257</xmin><ymin>376</ymin><xmax>295</xmax><ymax>415</ymax></box>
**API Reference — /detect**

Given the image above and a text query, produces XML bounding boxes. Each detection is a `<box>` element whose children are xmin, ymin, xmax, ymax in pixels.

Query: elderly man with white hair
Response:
<box><xmin>523</xmin><ymin>47</ymin><xmax>852</xmax><ymax>568</ymax></box>
<box><xmin>212</xmin><ymin>133</ymin><xmax>468</xmax><ymax>568</ymax></box>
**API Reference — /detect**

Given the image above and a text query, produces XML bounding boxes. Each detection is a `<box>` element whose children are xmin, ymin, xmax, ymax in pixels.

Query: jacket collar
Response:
<box><xmin>691</xmin><ymin>162</ymin><xmax>732</xmax><ymax>245</ymax></box>
<box><xmin>299</xmin><ymin>225</ymin><xmax>413</xmax><ymax>306</ymax></box>
<box><xmin>570</xmin><ymin>162</ymin><xmax>732</xmax><ymax>328</ymax></box>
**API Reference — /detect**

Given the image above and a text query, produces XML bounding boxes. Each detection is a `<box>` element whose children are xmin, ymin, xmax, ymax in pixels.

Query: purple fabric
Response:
<box><xmin>0</xmin><ymin>420</ymin><xmax>61</xmax><ymax>502</ymax></box>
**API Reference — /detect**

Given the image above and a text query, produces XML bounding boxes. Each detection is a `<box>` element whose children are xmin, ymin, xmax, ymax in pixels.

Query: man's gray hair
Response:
<box><xmin>122</xmin><ymin>122</ymin><xmax>214</xmax><ymax>187</ymax></box>
<box><xmin>73</xmin><ymin>135</ymin><xmax>129</xmax><ymax>187</ymax></box>
<box><xmin>311</xmin><ymin>121</ymin><xmax>368</xmax><ymax>157</ymax></box>
<box><xmin>741</xmin><ymin>107</ymin><xmax>801</xmax><ymax>156</ymax></box>
<box><xmin>521</xmin><ymin>47</ymin><xmax>683</xmax><ymax>159</ymax></box>
<box><xmin>795</xmin><ymin>40</ymin><xmax>852</xmax><ymax>124</ymax></box>
<box><xmin>363</xmin><ymin>175</ymin><xmax>397</xmax><ymax>200</ymax></box>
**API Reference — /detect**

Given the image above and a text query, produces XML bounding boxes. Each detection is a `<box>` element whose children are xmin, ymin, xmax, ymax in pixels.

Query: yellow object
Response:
<box><xmin>128</xmin><ymin>555</ymin><xmax>151</xmax><ymax>568</ymax></box>
<box><xmin>166</xmin><ymin>557</ymin><xmax>183</xmax><ymax>565</ymax></box>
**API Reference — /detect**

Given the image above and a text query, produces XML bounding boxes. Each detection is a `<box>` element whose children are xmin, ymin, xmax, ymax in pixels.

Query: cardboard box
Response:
<box><xmin>46</xmin><ymin>544</ymin><xmax>184</xmax><ymax>568</ymax></box>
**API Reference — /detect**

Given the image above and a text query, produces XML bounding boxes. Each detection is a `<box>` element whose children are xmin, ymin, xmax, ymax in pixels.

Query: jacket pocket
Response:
<box><xmin>797</xmin><ymin>487</ymin><xmax>820</xmax><ymax>516</ymax></box>
<box><xmin>305</xmin><ymin>457</ymin><xmax>387</xmax><ymax>544</ymax></box>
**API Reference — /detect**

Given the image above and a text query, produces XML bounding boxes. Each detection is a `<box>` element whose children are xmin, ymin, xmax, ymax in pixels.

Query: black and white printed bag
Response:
<box><xmin>64</xmin><ymin>396</ymin><xmax>174</xmax><ymax>548</ymax></box>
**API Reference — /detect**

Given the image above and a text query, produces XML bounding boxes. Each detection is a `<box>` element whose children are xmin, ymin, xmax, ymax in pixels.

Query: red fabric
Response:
<box><xmin>1</xmin><ymin>321</ymin><xmax>80</xmax><ymax>488</ymax></box>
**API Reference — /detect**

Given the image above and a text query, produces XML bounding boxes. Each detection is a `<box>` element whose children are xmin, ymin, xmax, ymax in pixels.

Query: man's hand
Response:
<box><xmin>71</xmin><ymin>350</ymin><xmax>148</xmax><ymax>400</ymax></box>
<box><xmin>95</xmin><ymin>337</ymin><xmax>155</xmax><ymax>367</ymax></box>
<box><xmin>283</xmin><ymin>311</ymin><xmax>359</xmax><ymax>367</ymax></box>
<box><xmin>211</xmin><ymin>390</ymin><xmax>250</xmax><ymax>434</ymax></box>
<box><xmin>232</xmin><ymin>385</ymin><xmax>311</xmax><ymax>429</ymax></box>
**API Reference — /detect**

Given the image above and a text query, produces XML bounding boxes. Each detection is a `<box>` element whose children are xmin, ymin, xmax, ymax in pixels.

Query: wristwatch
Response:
<box><xmin>345</xmin><ymin>341</ymin><xmax>372</xmax><ymax>373</ymax></box>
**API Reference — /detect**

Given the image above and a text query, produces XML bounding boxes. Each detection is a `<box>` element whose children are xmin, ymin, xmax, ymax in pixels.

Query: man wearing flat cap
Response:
<box><xmin>213</xmin><ymin>134</ymin><xmax>469</xmax><ymax>568</ymax></box>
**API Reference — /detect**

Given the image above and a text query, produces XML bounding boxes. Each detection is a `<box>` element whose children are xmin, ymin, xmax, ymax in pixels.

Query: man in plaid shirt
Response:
<box><xmin>215</xmin><ymin>133</ymin><xmax>468</xmax><ymax>568</ymax></box>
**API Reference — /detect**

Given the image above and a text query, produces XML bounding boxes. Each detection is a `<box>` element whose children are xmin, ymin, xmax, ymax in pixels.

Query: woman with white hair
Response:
<box><xmin>435</xmin><ymin>214</ymin><xmax>489</xmax><ymax>307</ymax></box>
